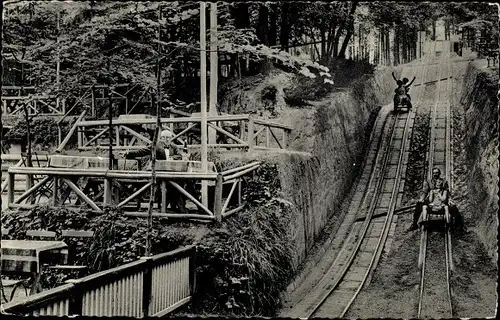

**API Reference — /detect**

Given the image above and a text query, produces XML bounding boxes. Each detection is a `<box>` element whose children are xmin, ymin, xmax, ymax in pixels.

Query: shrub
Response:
<box><xmin>192</xmin><ymin>163</ymin><xmax>294</xmax><ymax>316</ymax></box>
<box><xmin>1</xmin><ymin>206</ymin><xmax>193</xmax><ymax>288</ymax></box>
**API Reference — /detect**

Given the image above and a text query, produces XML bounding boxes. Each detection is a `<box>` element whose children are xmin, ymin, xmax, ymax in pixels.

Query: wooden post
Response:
<box><xmin>125</xmin><ymin>85</ymin><xmax>130</xmax><ymax>114</ymax></box>
<box><xmin>137</xmin><ymin>159</ymin><xmax>143</xmax><ymax>209</ymax></box>
<box><xmin>189</xmin><ymin>246</ymin><xmax>197</xmax><ymax>296</ymax></box>
<box><xmin>8</xmin><ymin>173</ymin><xmax>15</xmax><ymax>204</ymax></box>
<box><xmin>140</xmin><ymin>256</ymin><xmax>153</xmax><ymax>317</ymax></box>
<box><xmin>238</xmin><ymin>178</ymin><xmax>242</xmax><ymax>206</ymax></box>
<box><xmin>116</xmin><ymin>125</ymin><xmax>120</xmax><ymax>147</ymax></box>
<box><xmin>214</xmin><ymin>174</ymin><xmax>223</xmax><ymax>222</ymax></box>
<box><xmin>282</xmin><ymin>129</ymin><xmax>287</xmax><ymax>149</ymax></box>
<box><xmin>200</xmin><ymin>2</ymin><xmax>208</xmax><ymax>207</ymax></box>
<box><xmin>169</xmin><ymin>112</ymin><xmax>174</xmax><ymax>133</ymax></box>
<box><xmin>53</xmin><ymin>177</ymin><xmax>59</xmax><ymax>205</ymax></box>
<box><xmin>56</xmin><ymin>8</ymin><xmax>61</xmax><ymax>116</ymax></box>
<box><xmin>161</xmin><ymin>180</ymin><xmax>167</xmax><ymax>213</ymax></box>
<box><xmin>77</xmin><ymin>126</ymin><xmax>82</xmax><ymax>148</ymax></box>
<box><xmin>266</xmin><ymin>126</ymin><xmax>270</xmax><ymax>147</ymax></box>
<box><xmin>248</xmin><ymin>116</ymin><xmax>254</xmax><ymax>150</ymax></box>
<box><xmin>208</xmin><ymin>2</ymin><xmax>218</xmax><ymax>144</ymax></box>
<box><xmin>239</xmin><ymin>120</ymin><xmax>245</xmax><ymax>141</ymax></box>
<box><xmin>103</xmin><ymin>179</ymin><xmax>112</xmax><ymax>205</ymax></box>
<box><xmin>26</xmin><ymin>174</ymin><xmax>33</xmax><ymax>204</ymax></box>
<box><xmin>91</xmin><ymin>85</ymin><xmax>96</xmax><ymax>118</ymax></box>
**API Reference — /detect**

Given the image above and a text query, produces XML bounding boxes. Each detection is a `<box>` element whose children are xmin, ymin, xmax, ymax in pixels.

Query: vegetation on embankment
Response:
<box><xmin>455</xmin><ymin>61</ymin><xmax>498</xmax><ymax>262</ymax></box>
<box><xmin>219</xmin><ymin>61</ymin><xmax>402</xmax><ymax>277</ymax></box>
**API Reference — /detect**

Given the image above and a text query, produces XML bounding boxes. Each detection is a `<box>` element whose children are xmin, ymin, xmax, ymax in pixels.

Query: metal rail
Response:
<box><xmin>417</xmin><ymin>43</ymin><xmax>454</xmax><ymax>319</ymax></box>
<box><xmin>303</xmin><ymin>64</ymin><xmax>426</xmax><ymax>318</ymax></box>
<box><xmin>293</xmin><ymin>46</ymin><xmax>433</xmax><ymax>319</ymax></box>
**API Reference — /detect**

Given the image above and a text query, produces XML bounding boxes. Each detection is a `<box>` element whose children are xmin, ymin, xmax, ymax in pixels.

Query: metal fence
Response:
<box><xmin>1</xmin><ymin>245</ymin><xmax>196</xmax><ymax>317</ymax></box>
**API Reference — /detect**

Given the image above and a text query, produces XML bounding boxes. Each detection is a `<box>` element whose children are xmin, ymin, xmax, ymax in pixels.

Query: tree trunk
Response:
<box><xmin>337</xmin><ymin>1</ymin><xmax>358</xmax><ymax>59</ymax></box>
<box><xmin>269</xmin><ymin>3</ymin><xmax>278</xmax><ymax>46</ymax></box>
<box><xmin>257</xmin><ymin>4</ymin><xmax>269</xmax><ymax>45</ymax></box>
<box><xmin>280</xmin><ymin>2</ymin><xmax>290</xmax><ymax>51</ymax></box>
<box><xmin>231</xmin><ymin>3</ymin><xmax>250</xmax><ymax>29</ymax></box>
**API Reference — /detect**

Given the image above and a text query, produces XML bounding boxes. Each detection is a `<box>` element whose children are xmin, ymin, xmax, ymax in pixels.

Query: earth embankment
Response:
<box><xmin>457</xmin><ymin>61</ymin><xmax>498</xmax><ymax>262</ymax></box>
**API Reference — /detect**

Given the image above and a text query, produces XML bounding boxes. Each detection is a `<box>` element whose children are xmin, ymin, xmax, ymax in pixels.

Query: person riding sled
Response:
<box><xmin>392</xmin><ymin>72</ymin><xmax>416</xmax><ymax>108</ymax></box>
<box><xmin>408</xmin><ymin>167</ymin><xmax>466</xmax><ymax>232</ymax></box>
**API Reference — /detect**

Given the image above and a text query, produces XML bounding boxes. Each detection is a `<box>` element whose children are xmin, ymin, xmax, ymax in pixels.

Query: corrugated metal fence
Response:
<box><xmin>1</xmin><ymin>245</ymin><xmax>196</xmax><ymax>317</ymax></box>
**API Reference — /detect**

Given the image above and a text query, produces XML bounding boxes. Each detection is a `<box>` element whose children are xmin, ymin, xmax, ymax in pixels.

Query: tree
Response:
<box><xmin>3</xmin><ymin>0</ymin><xmax>334</xmax><ymax>116</ymax></box>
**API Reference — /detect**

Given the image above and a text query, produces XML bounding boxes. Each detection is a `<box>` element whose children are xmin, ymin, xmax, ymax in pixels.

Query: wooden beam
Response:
<box><xmin>76</xmin><ymin>114</ymin><xmax>251</xmax><ymax>126</ymax></box>
<box><xmin>222</xmin><ymin>204</ymin><xmax>245</xmax><ymax>218</ymax></box>
<box><xmin>117</xmin><ymin>182</ymin><xmax>152</xmax><ymax>208</ymax></box>
<box><xmin>61</xmin><ymin>177</ymin><xmax>102</xmax><ymax>212</ymax></box>
<box><xmin>14</xmin><ymin>176</ymin><xmax>51</xmax><ymax>204</ymax></box>
<box><xmin>223</xmin><ymin>164</ymin><xmax>260</xmax><ymax>181</ymax></box>
<box><xmin>169</xmin><ymin>123</ymin><xmax>198</xmax><ymax>143</ymax></box>
<box><xmin>247</xmin><ymin>117</ymin><xmax>254</xmax><ymax>150</ymax></box>
<box><xmin>56</xmin><ymin>109</ymin><xmax>88</xmax><ymax>152</ymax></box>
<box><xmin>221</xmin><ymin>179</ymin><xmax>238</xmax><ymax>214</ymax></box>
<box><xmin>221</xmin><ymin>161</ymin><xmax>261</xmax><ymax>176</ymax></box>
<box><xmin>121</xmin><ymin>125</ymin><xmax>152</xmax><ymax>144</ymax></box>
<box><xmin>123</xmin><ymin>212</ymin><xmax>214</xmax><ymax>220</ymax></box>
<box><xmin>82</xmin><ymin>127</ymin><xmax>109</xmax><ymax>147</ymax></box>
<box><xmin>207</xmin><ymin>122</ymin><xmax>245</xmax><ymax>144</ymax></box>
<box><xmin>168</xmin><ymin>180</ymin><xmax>213</xmax><ymax>216</ymax></box>
<box><xmin>269</xmin><ymin>127</ymin><xmax>283</xmax><ymax>149</ymax></box>
<box><xmin>253</xmin><ymin>118</ymin><xmax>293</xmax><ymax>130</ymax></box>
<box><xmin>214</xmin><ymin>174</ymin><xmax>223</xmax><ymax>222</ymax></box>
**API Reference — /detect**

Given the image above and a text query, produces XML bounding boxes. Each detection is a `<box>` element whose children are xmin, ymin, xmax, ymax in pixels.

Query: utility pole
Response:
<box><xmin>200</xmin><ymin>2</ymin><xmax>208</xmax><ymax>207</ymax></box>
<box><xmin>104</xmin><ymin>30</ymin><xmax>113</xmax><ymax>205</ymax></box>
<box><xmin>56</xmin><ymin>8</ymin><xmax>61</xmax><ymax>113</ymax></box>
<box><xmin>208</xmin><ymin>2</ymin><xmax>218</xmax><ymax>144</ymax></box>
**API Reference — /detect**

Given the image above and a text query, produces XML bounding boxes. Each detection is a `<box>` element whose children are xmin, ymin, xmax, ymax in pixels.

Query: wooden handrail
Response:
<box><xmin>253</xmin><ymin>118</ymin><xmax>293</xmax><ymax>131</ymax></box>
<box><xmin>1</xmin><ymin>283</ymin><xmax>74</xmax><ymax>315</ymax></box>
<box><xmin>150</xmin><ymin>245</ymin><xmax>195</xmax><ymax>264</ymax></box>
<box><xmin>77</xmin><ymin>114</ymin><xmax>252</xmax><ymax>126</ymax></box>
<box><xmin>223</xmin><ymin>164</ymin><xmax>260</xmax><ymax>181</ymax></box>
<box><xmin>8</xmin><ymin>166</ymin><xmax>219</xmax><ymax>180</ymax></box>
<box><xmin>221</xmin><ymin>161</ymin><xmax>261</xmax><ymax>176</ymax></box>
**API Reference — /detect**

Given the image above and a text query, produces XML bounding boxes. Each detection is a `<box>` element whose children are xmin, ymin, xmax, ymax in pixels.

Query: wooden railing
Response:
<box><xmin>1</xmin><ymin>245</ymin><xmax>196</xmax><ymax>317</ymax></box>
<box><xmin>6</xmin><ymin>157</ymin><xmax>260</xmax><ymax>222</ymax></box>
<box><xmin>1</xmin><ymin>95</ymin><xmax>66</xmax><ymax>116</ymax></box>
<box><xmin>72</xmin><ymin>114</ymin><xmax>292</xmax><ymax>152</ymax></box>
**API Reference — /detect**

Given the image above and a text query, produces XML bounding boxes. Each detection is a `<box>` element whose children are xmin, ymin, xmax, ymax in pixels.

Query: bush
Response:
<box><xmin>191</xmin><ymin>163</ymin><xmax>294</xmax><ymax>316</ymax></box>
<box><xmin>3</xmin><ymin>117</ymin><xmax>72</xmax><ymax>152</ymax></box>
<box><xmin>1</xmin><ymin>206</ymin><xmax>193</xmax><ymax>288</ymax></box>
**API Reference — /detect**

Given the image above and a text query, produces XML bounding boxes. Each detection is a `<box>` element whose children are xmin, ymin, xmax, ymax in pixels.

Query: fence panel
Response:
<box><xmin>1</xmin><ymin>283</ymin><xmax>73</xmax><ymax>316</ymax></box>
<box><xmin>148</xmin><ymin>246</ymin><xmax>194</xmax><ymax>317</ymax></box>
<box><xmin>2</xmin><ymin>246</ymin><xmax>196</xmax><ymax>318</ymax></box>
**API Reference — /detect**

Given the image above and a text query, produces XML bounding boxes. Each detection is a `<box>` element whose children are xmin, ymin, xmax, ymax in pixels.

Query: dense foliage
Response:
<box><xmin>3</xmin><ymin>116</ymin><xmax>72</xmax><ymax>151</ymax></box>
<box><xmin>193</xmin><ymin>163</ymin><xmax>294</xmax><ymax>316</ymax></box>
<box><xmin>1</xmin><ymin>206</ymin><xmax>195</xmax><ymax>287</ymax></box>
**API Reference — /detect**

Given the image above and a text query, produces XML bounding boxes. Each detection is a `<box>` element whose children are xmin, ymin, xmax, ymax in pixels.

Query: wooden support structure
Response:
<box><xmin>62</xmin><ymin>178</ymin><xmax>102</xmax><ymax>212</ymax></box>
<box><xmin>6</xmin><ymin>158</ymin><xmax>262</xmax><ymax>222</ymax></box>
<box><xmin>168</xmin><ymin>180</ymin><xmax>213</xmax><ymax>216</ymax></box>
<box><xmin>200</xmin><ymin>2</ymin><xmax>208</xmax><ymax>208</ymax></box>
<box><xmin>117</xmin><ymin>182</ymin><xmax>152</xmax><ymax>208</ymax></box>
<box><xmin>56</xmin><ymin>109</ymin><xmax>87</xmax><ymax>152</ymax></box>
<box><xmin>214</xmin><ymin>174</ymin><xmax>223</xmax><ymax>222</ymax></box>
<box><xmin>248</xmin><ymin>117</ymin><xmax>255</xmax><ymax>150</ymax></box>
<box><xmin>14</xmin><ymin>176</ymin><xmax>51</xmax><ymax>204</ymax></box>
